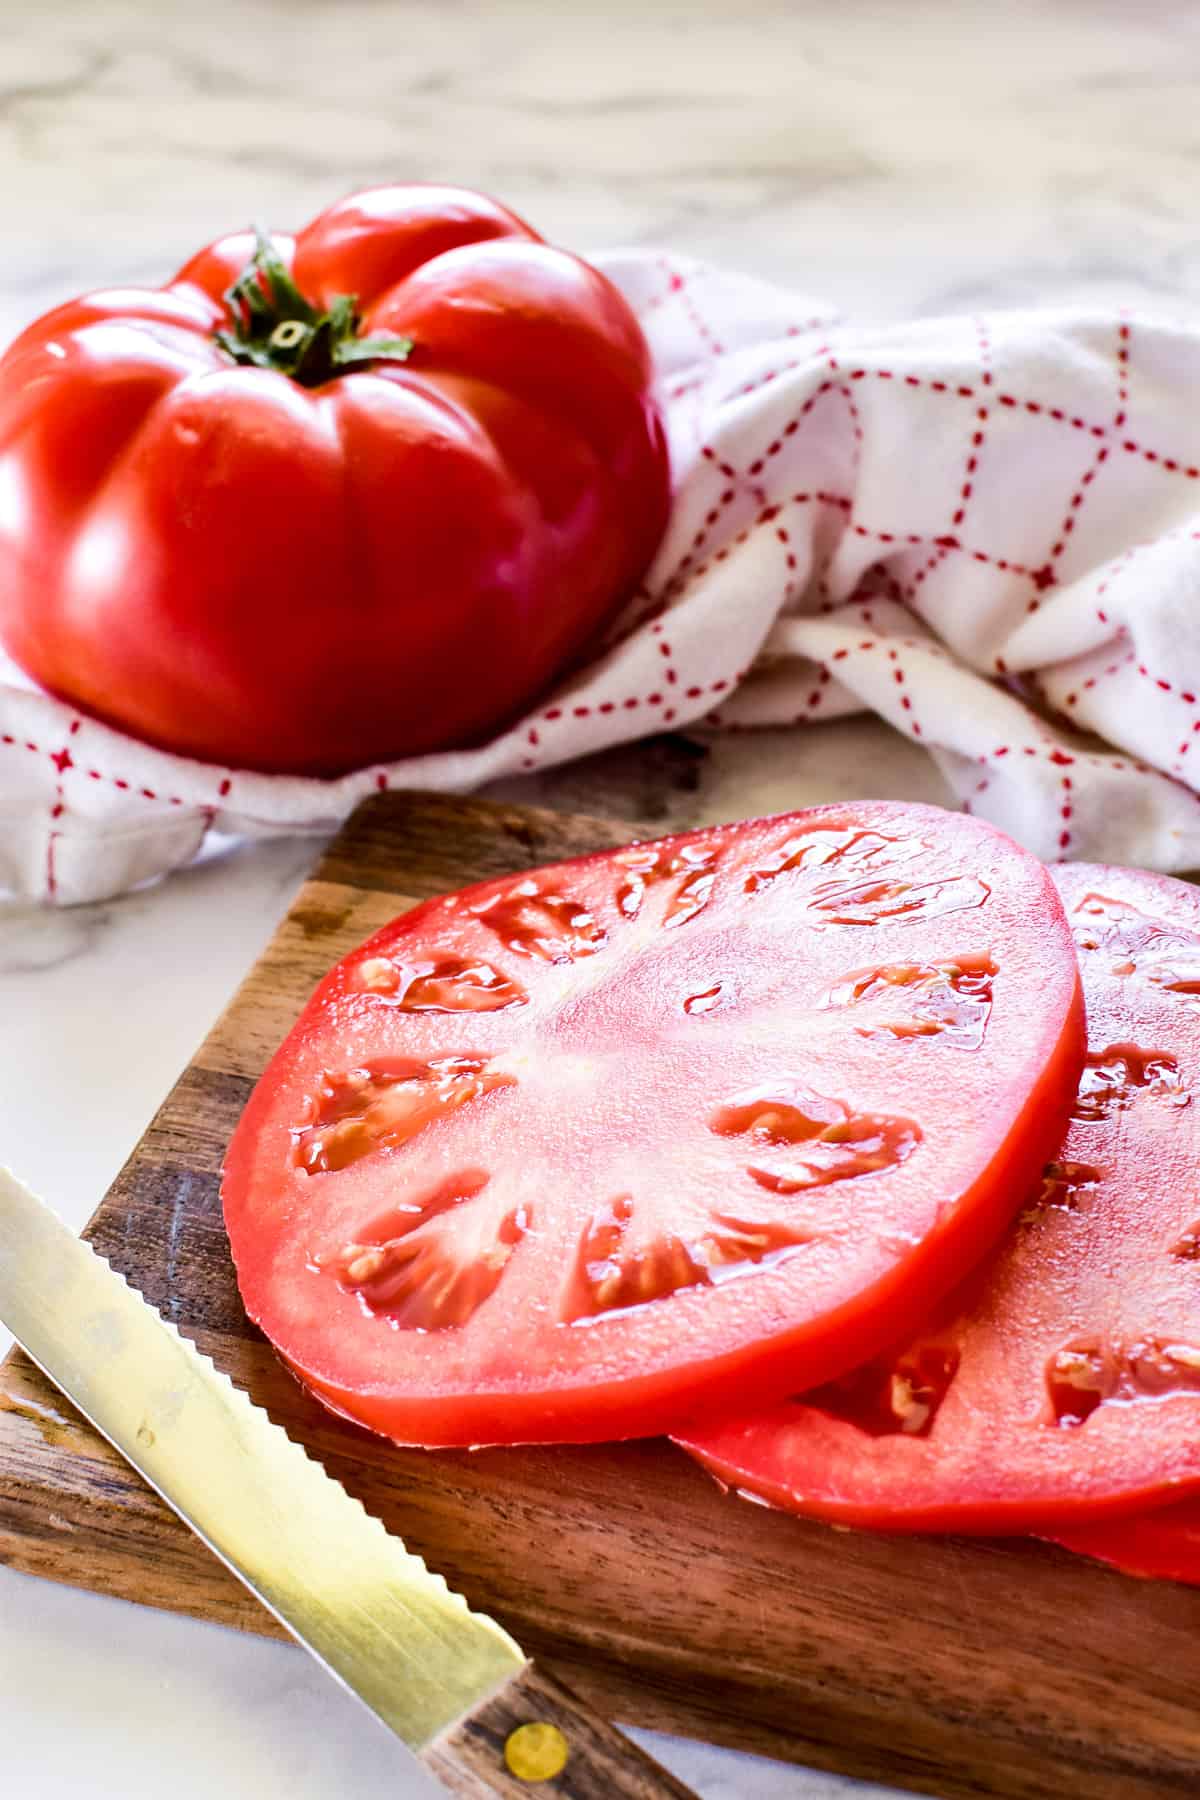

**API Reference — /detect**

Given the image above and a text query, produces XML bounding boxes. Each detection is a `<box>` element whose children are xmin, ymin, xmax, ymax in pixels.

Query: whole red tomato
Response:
<box><xmin>0</xmin><ymin>187</ymin><xmax>670</xmax><ymax>774</ymax></box>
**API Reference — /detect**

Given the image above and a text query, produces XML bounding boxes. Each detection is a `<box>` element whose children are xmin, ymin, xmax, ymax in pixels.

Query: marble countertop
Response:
<box><xmin>2</xmin><ymin>1</ymin><xmax>1195</xmax><ymax>1793</ymax></box>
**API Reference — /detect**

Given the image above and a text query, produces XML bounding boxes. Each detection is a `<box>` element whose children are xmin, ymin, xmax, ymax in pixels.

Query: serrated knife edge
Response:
<box><xmin>0</xmin><ymin>1167</ymin><xmax>525</xmax><ymax>1753</ymax></box>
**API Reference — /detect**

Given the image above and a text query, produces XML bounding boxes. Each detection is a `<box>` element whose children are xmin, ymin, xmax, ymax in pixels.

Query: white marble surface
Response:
<box><xmin>1</xmin><ymin>0</ymin><xmax>1195</xmax><ymax>1793</ymax></box>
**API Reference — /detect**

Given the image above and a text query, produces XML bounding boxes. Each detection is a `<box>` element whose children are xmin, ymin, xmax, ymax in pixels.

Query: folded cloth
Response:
<box><xmin>5</xmin><ymin>251</ymin><xmax>1200</xmax><ymax>904</ymax></box>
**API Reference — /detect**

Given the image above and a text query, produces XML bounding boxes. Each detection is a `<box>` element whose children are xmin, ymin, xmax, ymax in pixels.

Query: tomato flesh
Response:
<box><xmin>223</xmin><ymin>804</ymin><xmax>1083</xmax><ymax>1447</ymax></box>
<box><xmin>679</xmin><ymin>863</ymin><xmax>1200</xmax><ymax>1529</ymax></box>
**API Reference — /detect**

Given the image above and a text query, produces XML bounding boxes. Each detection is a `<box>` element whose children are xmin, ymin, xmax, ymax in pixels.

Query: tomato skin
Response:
<box><xmin>680</xmin><ymin>863</ymin><xmax>1200</xmax><ymax>1533</ymax></box>
<box><xmin>1046</xmin><ymin>1496</ymin><xmax>1200</xmax><ymax>1584</ymax></box>
<box><xmin>222</xmin><ymin>803</ymin><xmax>1084</xmax><ymax>1448</ymax></box>
<box><xmin>0</xmin><ymin>186</ymin><xmax>669</xmax><ymax>775</ymax></box>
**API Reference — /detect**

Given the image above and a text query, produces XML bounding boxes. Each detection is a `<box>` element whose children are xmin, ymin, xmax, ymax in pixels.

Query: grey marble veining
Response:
<box><xmin>5</xmin><ymin>0</ymin><xmax>1200</xmax><ymax>342</ymax></box>
<box><xmin>3</xmin><ymin>1</ymin><xmax>1198</xmax><ymax>1794</ymax></box>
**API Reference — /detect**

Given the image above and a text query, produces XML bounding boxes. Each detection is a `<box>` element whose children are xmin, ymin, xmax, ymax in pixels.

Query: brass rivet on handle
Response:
<box><xmin>504</xmin><ymin>1721</ymin><xmax>569</xmax><ymax>1782</ymax></box>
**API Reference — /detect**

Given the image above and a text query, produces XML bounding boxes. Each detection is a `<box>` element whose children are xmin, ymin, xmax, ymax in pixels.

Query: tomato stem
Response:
<box><xmin>214</xmin><ymin>229</ymin><xmax>413</xmax><ymax>386</ymax></box>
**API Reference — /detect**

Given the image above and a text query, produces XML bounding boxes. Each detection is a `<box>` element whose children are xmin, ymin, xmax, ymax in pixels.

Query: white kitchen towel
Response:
<box><xmin>6</xmin><ymin>250</ymin><xmax>1200</xmax><ymax>903</ymax></box>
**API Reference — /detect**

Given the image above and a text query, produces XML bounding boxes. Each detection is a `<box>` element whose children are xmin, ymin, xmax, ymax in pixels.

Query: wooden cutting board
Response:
<box><xmin>2</xmin><ymin>790</ymin><xmax>1199</xmax><ymax>1800</ymax></box>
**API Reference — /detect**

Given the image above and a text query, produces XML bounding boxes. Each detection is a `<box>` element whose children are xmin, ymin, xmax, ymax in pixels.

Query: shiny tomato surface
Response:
<box><xmin>1047</xmin><ymin>1495</ymin><xmax>1200</xmax><ymax>1584</ymax></box>
<box><xmin>680</xmin><ymin>864</ymin><xmax>1200</xmax><ymax>1530</ymax></box>
<box><xmin>0</xmin><ymin>186</ymin><xmax>669</xmax><ymax>774</ymax></box>
<box><xmin>222</xmin><ymin>803</ymin><xmax>1083</xmax><ymax>1447</ymax></box>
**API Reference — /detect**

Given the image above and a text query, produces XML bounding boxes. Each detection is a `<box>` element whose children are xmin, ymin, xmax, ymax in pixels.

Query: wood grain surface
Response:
<box><xmin>3</xmin><ymin>791</ymin><xmax>1200</xmax><ymax>1800</ymax></box>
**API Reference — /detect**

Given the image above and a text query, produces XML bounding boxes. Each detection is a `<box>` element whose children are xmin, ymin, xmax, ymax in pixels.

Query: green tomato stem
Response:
<box><xmin>213</xmin><ymin>228</ymin><xmax>413</xmax><ymax>386</ymax></box>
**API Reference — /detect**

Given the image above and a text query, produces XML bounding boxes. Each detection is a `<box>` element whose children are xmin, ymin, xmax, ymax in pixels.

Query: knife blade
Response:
<box><xmin>0</xmin><ymin>1168</ymin><xmax>701</xmax><ymax>1798</ymax></box>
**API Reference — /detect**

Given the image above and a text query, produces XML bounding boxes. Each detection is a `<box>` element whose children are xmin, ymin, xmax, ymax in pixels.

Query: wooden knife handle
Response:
<box><xmin>422</xmin><ymin>1660</ymin><xmax>702</xmax><ymax>1797</ymax></box>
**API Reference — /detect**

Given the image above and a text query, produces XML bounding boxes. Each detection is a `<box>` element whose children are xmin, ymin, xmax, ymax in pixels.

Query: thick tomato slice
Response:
<box><xmin>222</xmin><ymin>803</ymin><xmax>1082</xmax><ymax>1447</ymax></box>
<box><xmin>679</xmin><ymin>863</ymin><xmax>1200</xmax><ymax>1528</ymax></box>
<box><xmin>1046</xmin><ymin>1497</ymin><xmax>1200</xmax><ymax>1585</ymax></box>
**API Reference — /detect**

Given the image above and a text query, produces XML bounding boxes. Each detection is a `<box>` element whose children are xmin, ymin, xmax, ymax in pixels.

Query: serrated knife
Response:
<box><xmin>0</xmin><ymin>1168</ymin><xmax>701</xmax><ymax>1798</ymax></box>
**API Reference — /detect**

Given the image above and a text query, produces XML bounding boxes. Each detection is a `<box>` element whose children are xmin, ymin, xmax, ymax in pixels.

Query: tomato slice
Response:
<box><xmin>1046</xmin><ymin>1496</ymin><xmax>1200</xmax><ymax>1584</ymax></box>
<box><xmin>222</xmin><ymin>804</ymin><xmax>1083</xmax><ymax>1447</ymax></box>
<box><xmin>679</xmin><ymin>863</ymin><xmax>1200</xmax><ymax>1528</ymax></box>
